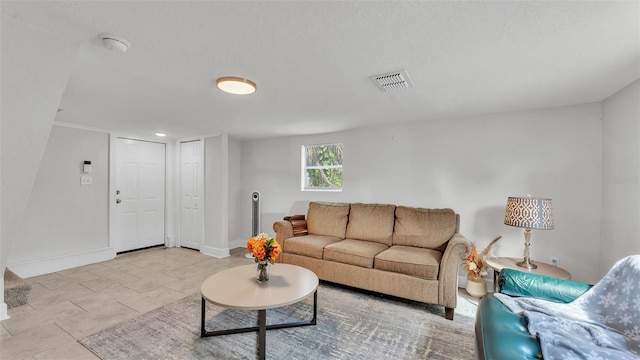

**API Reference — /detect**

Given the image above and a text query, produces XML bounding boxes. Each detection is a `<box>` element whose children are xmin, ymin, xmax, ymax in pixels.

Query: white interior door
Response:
<box><xmin>115</xmin><ymin>138</ymin><xmax>166</xmax><ymax>252</ymax></box>
<box><xmin>180</xmin><ymin>140</ymin><xmax>204</xmax><ymax>250</ymax></box>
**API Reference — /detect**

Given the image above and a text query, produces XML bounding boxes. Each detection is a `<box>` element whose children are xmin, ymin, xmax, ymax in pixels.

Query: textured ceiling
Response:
<box><xmin>2</xmin><ymin>1</ymin><xmax>639</xmax><ymax>140</ymax></box>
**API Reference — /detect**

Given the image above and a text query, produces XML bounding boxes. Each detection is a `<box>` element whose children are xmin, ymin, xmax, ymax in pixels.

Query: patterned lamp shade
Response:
<box><xmin>504</xmin><ymin>196</ymin><xmax>554</xmax><ymax>230</ymax></box>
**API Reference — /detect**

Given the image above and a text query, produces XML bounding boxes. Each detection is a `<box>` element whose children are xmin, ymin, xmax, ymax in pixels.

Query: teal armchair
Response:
<box><xmin>475</xmin><ymin>269</ymin><xmax>592</xmax><ymax>360</ymax></box>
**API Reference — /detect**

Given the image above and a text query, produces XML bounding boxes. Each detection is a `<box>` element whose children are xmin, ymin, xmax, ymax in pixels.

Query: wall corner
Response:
<box><xmin>0</xmin><ymin>302</ymin><xmax>8</xmax><ymax>321</ymax></box>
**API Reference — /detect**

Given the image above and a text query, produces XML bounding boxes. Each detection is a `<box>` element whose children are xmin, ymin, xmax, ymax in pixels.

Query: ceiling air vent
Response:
<box><xmin>370</xmin><ymin>70</ymin><xmax>414</xmax><ymax>92</ymax></box>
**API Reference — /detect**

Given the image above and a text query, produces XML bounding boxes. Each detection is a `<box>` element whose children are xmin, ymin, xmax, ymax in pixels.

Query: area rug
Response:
<box><xmin>79</xmin><ymin>283</ymin><xmax>476</xmax><ymax>359</ymax></box>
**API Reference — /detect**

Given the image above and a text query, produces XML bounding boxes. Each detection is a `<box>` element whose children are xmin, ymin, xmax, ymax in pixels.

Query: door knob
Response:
<box><xmin>116</xmin><ymin>199</ymin><xmax>121</xmax><ymax>204</ymax></box>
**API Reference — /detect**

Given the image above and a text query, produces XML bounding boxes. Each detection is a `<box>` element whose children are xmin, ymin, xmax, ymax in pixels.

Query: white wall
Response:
<box><xmin>0</xmin><ymin>47</ymin><xmax>3</xmax><ymax>318</ymax></box>
<box><xmin>8</xmin><ymin>126</ymin><xmax>111</xmax><ymax>277</ymax></box>
<box><xmin>0</xmin><ymin>15</ymin><xmax>79</xmax><ymax>319</ymax></box>
<box><xmin>227</xmin><ymin>137</ymin><xmax>244</xmax><ymax>247</ymax></box>
<box><xmin>165</xmin><ymin>141</ymin><xmax>177</xmax><ymax>247</ymax></box>
<box><xmin>239</xmin><ymin>103</ymin><xmax>603</xmax><ymax>283</ymax></box>
<box><xmin>601</xmin><ymin>79</ymin><xmax>640</xmax><ymax>276</ymax></box>
<box><xmin>203</xmin><ymin>134</ymin><xmax>230</xmax><ymax>257</ymax></box>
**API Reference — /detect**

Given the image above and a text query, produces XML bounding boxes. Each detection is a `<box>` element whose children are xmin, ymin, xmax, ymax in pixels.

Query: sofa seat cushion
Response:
<box><xmin>307</xmin><ymin>202</ymin><xmax>350</xmax><ymax>239</ymax></box>
<box><xmin>283</xmin><ymin>235</ymin><xmax>343</xmax><ymax>259</ymax></box>
<box><xmin>345</xmin><ymin>203</ymin><xmax>396</xmax><ymax>246</ymax></box>
<box><xmin>374</xmin><ymin>245</ymin><xmax>442</xmax><ymax>279</ymax></box>
<box><xmin>323</xmin><ymin>239</ymin><xmax>389</xmax><ymax>268</ymax></box>
<box><xmin>393</xmin><ymin>207</ymin><xmax>457</xmax><ymax>249</ymax></box>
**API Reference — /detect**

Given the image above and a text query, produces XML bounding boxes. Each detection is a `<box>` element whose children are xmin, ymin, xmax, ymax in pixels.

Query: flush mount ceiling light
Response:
<box><xmin>154</xmin><ymin>132</ymin><xmax>166</xmax><ymax>137</ymax></box>
<box><xmin>99</xmin><ymin>33</ymin><xmax>131</xmax><ymax>52</ymax></box>
<box><xmin>216</xmin><ymin>76</ymin><xmax>257</xmax><ymax>95</ymax></box>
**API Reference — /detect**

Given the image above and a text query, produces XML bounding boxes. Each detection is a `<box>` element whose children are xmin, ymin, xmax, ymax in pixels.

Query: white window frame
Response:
<box><xmin>301</xmin><ymin>143</ymin><xmax>343</xmax><ymax>192</ymax></box>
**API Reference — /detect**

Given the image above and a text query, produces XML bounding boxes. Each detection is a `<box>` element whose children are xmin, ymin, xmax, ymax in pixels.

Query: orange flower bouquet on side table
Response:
<box><xmin>247</xmin><ymin>232</ymin><xmax>281</xmax><ymax>283</ymax></box>
<box><xmin>464</xmin><ymin>236</ymin><xmax>502</xmax><ymax>282</ymax></box>
<box><xmin>464</xmin><ymin>246</ymin><xmax>487</xmax><ymax>282</ymax></box>
<box><xmin>463</xmin><ymin>236</ymin><xmax>501</xmax><ymax>298</ymax></box>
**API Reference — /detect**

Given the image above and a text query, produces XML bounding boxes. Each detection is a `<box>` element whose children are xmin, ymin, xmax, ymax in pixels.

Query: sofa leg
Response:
<box><xmin>445</xmin><ymin>307</ymin><xmax>454</xmax><ymax>320</ymax></box>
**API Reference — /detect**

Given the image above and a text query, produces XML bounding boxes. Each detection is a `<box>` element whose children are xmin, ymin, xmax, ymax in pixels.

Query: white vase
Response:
<box><xmin>466</xmin><ymin>278</ymin><xmax>488</xmax><ymax>298</ymax></box>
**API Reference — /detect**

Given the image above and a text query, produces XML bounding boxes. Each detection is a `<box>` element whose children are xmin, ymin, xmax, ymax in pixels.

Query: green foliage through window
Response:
<box><xmin>302</xmin><ymin>143</ymin><xmax>343</xmax><ymax>191</ymax></box>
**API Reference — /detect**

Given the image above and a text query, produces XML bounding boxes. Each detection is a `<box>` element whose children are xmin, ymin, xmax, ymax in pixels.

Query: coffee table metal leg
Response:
<box><xmin>311</xmin><ymin>290</ymin><xmax>317</xmax><ymax>325</ymax></box>
<box><xmin>201</xmin><ymin>297</ymin><xmax>206</xmax><ymax>337</ymax></box>
<box><xmin>201</xmin><ymin>290</ymin><xmax>318</xmax><ymax>359</ymax></box>
<box><xmin>258</xmin><ymin>309</ymin><xmax>266</xmax><ymax>360</ymax></box>
<box><xmin>201</xmin><ymin>291</ymin><xmax>317</xmax><ymax>338</ymax></box>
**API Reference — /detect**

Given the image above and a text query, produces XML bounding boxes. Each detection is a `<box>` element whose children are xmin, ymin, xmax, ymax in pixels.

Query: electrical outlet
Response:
<box><xmin>80</xmin><ymin>175</ymin><xmax>93</xmax><ymax>186</ymax></box>
<box><xmin>549</xmin><ymin>256</ymin><xmax>559</xmax><ymax>267</ymax></box>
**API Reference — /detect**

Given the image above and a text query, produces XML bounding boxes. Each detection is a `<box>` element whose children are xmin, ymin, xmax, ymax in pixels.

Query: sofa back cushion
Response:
<box><xmin>345</xmin><ymin>203</ymin><xmax>396</xmax><ymax>245</ymax></box>
<box><xmin>307</xmin><ymin>202</ymin><xmax>350</xmax><ymax>239</ymax></box>
<box><xmin>392</xmin><ymin>207</ymin><xmax>457</xmax><ymax>249</ymax></box>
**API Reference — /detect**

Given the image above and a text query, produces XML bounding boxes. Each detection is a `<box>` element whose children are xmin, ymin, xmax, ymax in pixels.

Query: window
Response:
<box><xmin>301</xmin><ymin>143</ymin><xmax>343</xmax><ymax>191</ymax></box>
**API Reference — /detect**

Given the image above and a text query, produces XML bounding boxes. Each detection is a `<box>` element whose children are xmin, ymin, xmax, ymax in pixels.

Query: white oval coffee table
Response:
<box><xmin>200</xmin><ymin>263</ymin><xmax>319</xmax><ymax>360</ymax></box>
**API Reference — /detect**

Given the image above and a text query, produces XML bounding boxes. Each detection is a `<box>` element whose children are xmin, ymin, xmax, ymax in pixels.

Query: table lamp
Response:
<box><xmin>503</xmin><ymin>196</ymin><xmax>554</xmax><ymax>269</ymax></box>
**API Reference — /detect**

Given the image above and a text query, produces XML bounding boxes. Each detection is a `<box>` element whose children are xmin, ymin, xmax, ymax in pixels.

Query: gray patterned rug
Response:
<box><xmin>79</xmin><ymin>283</ymin><xmax>476</xmax><ymax>359</ymax></box>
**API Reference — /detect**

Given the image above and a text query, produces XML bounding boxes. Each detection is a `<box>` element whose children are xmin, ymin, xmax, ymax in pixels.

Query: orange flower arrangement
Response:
<box><xmin>464</xmin><ymin>246</ymin><xmax>487</xmax><ymax>281</ymax></box>
<box><xmin>247</xmin><ymin>232</ymin><xmax>281</xmax><ymax>264</ymax></box>
<box><xmin>464</xmin><ymin>236</ymin><xmax>501</xmax><ymax>282</ymax></box>
<box><xmin>248</xmin><ymin>233</ymin><xmax>280</xmax><ymax>283</ymax></box>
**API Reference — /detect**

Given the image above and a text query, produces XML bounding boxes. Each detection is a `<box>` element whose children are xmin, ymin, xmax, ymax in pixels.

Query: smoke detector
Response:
<box><xmin>370</xmin><ymin>70</ymin><xmax>414</xmax><ymax>92</ymax></box>
<box><xmin>99</xmin><ymin>33</ymin><xmax>131</xmax><ymax>52</ymax></box>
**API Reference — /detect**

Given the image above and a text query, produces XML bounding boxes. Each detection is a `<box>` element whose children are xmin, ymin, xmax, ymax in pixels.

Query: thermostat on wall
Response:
<box><xmin>83</xmin><ymin>160</ymin><xmax>92</xmax><ymax>173</ymax></box>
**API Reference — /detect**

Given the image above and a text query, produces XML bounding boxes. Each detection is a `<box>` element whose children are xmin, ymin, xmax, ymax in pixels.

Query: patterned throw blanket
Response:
<box><xmin>495</xmin><ymin>255</ymin><xmax>640</xmax><ymax>360</ymax></box>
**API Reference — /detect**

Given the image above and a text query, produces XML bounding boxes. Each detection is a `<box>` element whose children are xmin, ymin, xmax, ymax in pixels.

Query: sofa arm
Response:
<box><xmin>499</xmin><ymin>268</ymin><xmax>592</xmax><ymax>303</ymax></box>
<box><xmin>284</xmin><ymin>215</ymin><xmax>308</xmax><ymax>236</ymax></box>
<box><xmin>273</xmin><ymin>220</ymin><xmax>294</xmax><ymax>245</ymax></box>
<box><xmin>273</xmin><ymin>215</ymin><xmax>308</xmax><ymax>243</ymax></box>
<box><xmin>440</xmin><ymin>233</ymin><xmax>473</xmax><ymax>275</ymax></box>
<box><xmin>438</xmin><ymin>233</ymin><xmax>472</xmax><ymax>312</ymax></box>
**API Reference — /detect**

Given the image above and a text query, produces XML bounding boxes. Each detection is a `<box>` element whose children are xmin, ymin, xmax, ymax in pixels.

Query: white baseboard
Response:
<box><xmin>201</xmin><ymin>245</ymin><xmax>230</xmax><ymax>258</ymax></box>
<box><xmin>228</xmin><ymin>239</ymin><xmax>246</xmax><ymax>250</ymax></box>
<box><xmin>0</xmin><ymin>303</ymin><xmax>8</xmax><ymax>321</ymax></box>
<box><xmin>7</xmin><ymin>247</ymin><xmax>116</xmax><ymax>278</ymax></box>
<box><xmin>166</xmin><ymin>234</ymin><xmax>176</xmax><ymax>248</ymax></box>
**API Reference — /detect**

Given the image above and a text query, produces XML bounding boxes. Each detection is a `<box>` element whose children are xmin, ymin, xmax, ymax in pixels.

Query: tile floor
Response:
<box><xmin>1</xmin><ymin>246</ymin><xmax>253</xmax><ymax>360</ymax></box>
<box><xmin>1</xmin><ymin>247</ymin><xmax>480</xmax><ymax>360</ymax></box>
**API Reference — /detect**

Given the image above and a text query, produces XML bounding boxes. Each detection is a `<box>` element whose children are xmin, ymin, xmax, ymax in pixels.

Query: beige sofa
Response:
<box><xmin>273</xmin><ymin>202</ymin><xmax>471</xmax><ymax>320</ymax></box>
